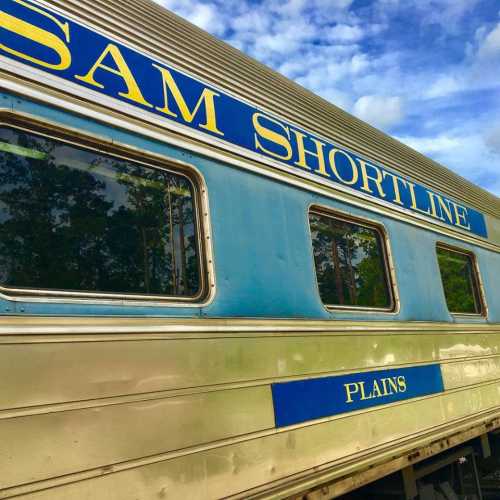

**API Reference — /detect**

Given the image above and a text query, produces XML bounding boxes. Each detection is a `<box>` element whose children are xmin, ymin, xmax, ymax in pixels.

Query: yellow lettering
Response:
<box><xmin>152</xmin><ymin>64</ymin><xmax>223</xmax><ymax>135</ymax></box>
<box><xmin>426</xmin><ymin>191</ymin><xmax>458</xmax><ymax>225</ymax></box>
<box><xmin>453</xmin><ymin>203</ymin><xmax>471</xmax><ymax>230</ymax></box>
<box><xmin>408</xmin><ymin>181</ymin><xmax>431</xmax><ymax>215</ymax></box>
<box><xmin>328</xmin><ymin>149</ymin><xmax>359</xmax><ymax>185</ymax></box>
<box><xmin>358</xmin><ymin>159</ymin><xmax>386</xmax><ymax>198</ymax></box>
<box><xmin>291</xmin><ymin>130</ymin><xmax>329</xmax><ymax>177</ymax></box>
<box><xmin>344</xmin><ymin>383</ymin><xmax>359</xmax><ymax>403</ymax></box>
<box><xmin>426</xmin><ymin>192</ymin><xmax>470</xmax><ymax>229</ymax></box>
<box><xmin>380</xmin><ymin>378</ymin><xmax>391</xmax><ymax>396</ymax></box>
<box><xmin>359</xmin><ymin>381</ymin><xmax>373</xmax><ymax>401</ymax></box>
<box><xmin>0</xmin><ymin>0</ymin><xmax>71</xmax><ymax>70</ymax></box>
<box><xmin>426</xmin><ymin>191</ymin><xmax>441</xmax><ymax>219</ymax></box>
<box><xmin>387</xmin><ymin>377</ymin><xmax>398</xmax><ymax>394</ymax></box>
<box><xmin>383</xmin><ymin>171</ymin><xmax>407</xmax><ymax>205</ymax></box>
<box><xmin>397</xmin><ymin>376</ymin><xmax>407</xmax><ymax>392</ymax></box>
<box><xmin>75</xmin><ymin>44</ymin><xmax>152</xmax><ymax>108</ymax></box>
<box><xmin>252</xmin><ymin>113</ymin><xmax>292</xmax><ymax>160</ymax></box>
<box><xmin>436</xmin><ymin>195</ymin><xmax>453</xmax><ymax>223</ymax></box>
<box><xmin>372</xmin><ymin>380</ymin><xmax>383</xmax><ymax>398</ymax></box>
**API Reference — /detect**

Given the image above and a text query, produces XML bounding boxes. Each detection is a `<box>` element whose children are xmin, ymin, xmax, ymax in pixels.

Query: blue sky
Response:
<box><xmin>154</xmin><ymin>0</ymin><xmax>500</xmax><ymax>197</ymax></box>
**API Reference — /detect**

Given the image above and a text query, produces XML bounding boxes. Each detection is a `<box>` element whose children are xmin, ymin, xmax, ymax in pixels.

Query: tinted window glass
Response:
<box><xmin>437</xmin><ymin>246</ymin><xmax>482</xmax><ymax>314</ymax></box>
<box><xmin>0</xmin><ymin>127</ymin><xmax>202</xmax><ymax>298</ymax></box>
<box><xmin>309</xmin><ymin>212</ymin><xmax>392</xmax><ymax>309</ymax></box>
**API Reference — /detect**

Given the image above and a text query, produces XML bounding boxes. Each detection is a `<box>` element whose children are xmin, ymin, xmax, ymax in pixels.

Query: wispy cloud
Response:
<box><xmin>152</xmin><ymin>0</ymin><xmax>500</xmax><ymax>197</ymax></box>
<box><xmin>353</xmin><ymin>95</ymin><xmax>404</xmax><ymax>130</ymax></box>
<box><xmin>486</xmin><ymin>125</ymin><xmax>500</xmax><ymax>155</ymax></box>
<box><xmin>477</xmin><ymin>22</ymin><xmax>500</xmax><ymax>59</ymax></box>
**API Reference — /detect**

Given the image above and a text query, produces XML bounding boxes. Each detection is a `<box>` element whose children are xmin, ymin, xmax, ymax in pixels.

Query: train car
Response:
<box><xmin>0</xmin><ymin>0</ymin><xmax>499</xmax><ymax>498</ymax></box>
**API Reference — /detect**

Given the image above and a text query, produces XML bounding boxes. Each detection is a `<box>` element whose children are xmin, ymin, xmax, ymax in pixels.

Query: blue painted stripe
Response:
<box><xmin>272</xmin><ymin>365</ymin><xmax>444</xmax><ymax>428</ymax></box>
<box><xmin>0</xmin><ymin>0</ymin><xmax>488</xmax><ymax>238</ymax></box>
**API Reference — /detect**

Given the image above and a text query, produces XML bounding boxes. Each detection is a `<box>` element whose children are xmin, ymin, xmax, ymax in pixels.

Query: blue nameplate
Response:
<box><xmin>0</xmin><ymin>1</ymin><xmax>488</xmax><ymax>238</ymax></box>
<box><xmin>272</xmin><ymin>365</ymin><xmax>444</xmax><ymax>427</ymax></box>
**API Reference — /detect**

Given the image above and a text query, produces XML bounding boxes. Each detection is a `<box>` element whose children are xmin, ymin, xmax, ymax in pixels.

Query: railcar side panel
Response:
<box><xmin>1</xmin><ymin>320</ymin><xmax>500</xmax><ymax>498</ymax></box>
<box><xmin>0</xmin><ymin>92</ymin><xmax>498</xmax><ymax>321</ymax></box>
<box><xmin>0</xmin><ymin>2</ymin><xmax>499</xmax><ymax>497</ymax></box>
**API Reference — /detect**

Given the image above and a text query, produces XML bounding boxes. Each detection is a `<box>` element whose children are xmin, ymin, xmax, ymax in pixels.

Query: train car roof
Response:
<box><xmin>35</xmin><ymin>0</ymin><xmax>500</xmax><ymax>218</ymax></box>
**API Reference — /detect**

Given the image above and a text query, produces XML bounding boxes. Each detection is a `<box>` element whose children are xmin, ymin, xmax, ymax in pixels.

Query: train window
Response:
<box><xmin>436</xmin><ymin>245</ymin><xmax>484</xmax><ymax>315</ymax></box>
<box><xmin>0</xmin><ymin>126</ymin><xmax>205</xmax><ymax>301</ymax></box>
<box><xmin>309</xmin><ymin>210</ymin><xmax>394</xmax><ymax>310</ymax></box>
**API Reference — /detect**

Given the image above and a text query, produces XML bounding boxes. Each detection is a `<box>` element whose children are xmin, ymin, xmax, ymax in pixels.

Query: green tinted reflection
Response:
<box><xmin>437</xmin><ymin>247</ymin><xmax>481</xmax><ymax>314</ymax></box>
<box><xmin>0</xmin><ymin>127</ymin><xmax>201</xmax><ymax>297</ymax></box>
<box><xmin>309</xmin><ymin>212</ymin><xmax>391</xmax><ymax>309</ymax></box>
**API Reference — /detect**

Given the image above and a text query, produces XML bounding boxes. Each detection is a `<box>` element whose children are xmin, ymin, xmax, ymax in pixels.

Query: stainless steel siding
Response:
<box><xmin>29</xmin><ymin>0</ymin><xmax>500</xmax><ymax>218</ymax></box>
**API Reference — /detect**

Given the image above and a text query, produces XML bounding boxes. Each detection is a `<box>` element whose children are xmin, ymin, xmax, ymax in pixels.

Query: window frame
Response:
<box><xmin>0</xmin><ymin>112</ymin><xmax>215</xmax><ymax>306</ymax></box>
<box><xmin>308</xmin><ymin>205</ymin><xmax>399</xmax><ymax>314</ymax></box>
<box><xmin>435</xmin><ymin>242</ymin><xmax>487</xmax><ymax>317</ymax></box>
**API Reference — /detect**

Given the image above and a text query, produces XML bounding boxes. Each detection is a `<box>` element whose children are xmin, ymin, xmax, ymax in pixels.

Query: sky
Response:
<box><xmin>153</xmin><ymin>0</ymin><xmax>500</xmax><ymax>197</ymax></box>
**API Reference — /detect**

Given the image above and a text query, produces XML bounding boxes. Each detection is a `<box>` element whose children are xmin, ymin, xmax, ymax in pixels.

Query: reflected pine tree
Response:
<box><xmin>437</xmin><ymin>247</ymin><xmax>479</xmax><ymax>314</ymax></box>
<box><xmin>0</xmin><ymin>127</ymin><xmax>201</xmax><ymax>297</ymax></box>
<box><xmin>310</xmin><ymin>213</ymin><xmax>390</xmax><ymax>308</ymax></box>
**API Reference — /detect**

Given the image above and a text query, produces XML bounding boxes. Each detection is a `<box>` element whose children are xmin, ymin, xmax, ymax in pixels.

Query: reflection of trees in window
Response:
<box><xmin>437</xmin><ymin>247</ymin><xmax>481</xmax><ymax>314</ymax></box>
<box><xmin>309</xmin><ymin>212</ymin><xmax>391</xmax><ymax>309</ymax></box>
<box><xmin>0</xmin><ymin>127</ymin><xmax>201</xmax><ymax>298</ymax></box>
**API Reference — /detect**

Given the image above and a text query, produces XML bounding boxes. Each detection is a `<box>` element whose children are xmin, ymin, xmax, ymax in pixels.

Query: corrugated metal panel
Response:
<box><xmin>37</xmin><ymin>0</ymin><xmax>500</xmax><ymax>217</ymax></box>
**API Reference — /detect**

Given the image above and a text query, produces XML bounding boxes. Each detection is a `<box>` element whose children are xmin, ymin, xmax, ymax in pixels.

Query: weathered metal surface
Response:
<box><xmin>1</xmin><ymin>320</ymin><xmax>500</xmax><ymax>411</ymax></box>
<box><xmin>1</xmin><ymin>318</ymin><xmax>500</xmax><ymax>498</ymax></box>
<box><xmin>0</xmin><ymin>2</ymin><xmax>498</xmax><ymax>499</ymax></box>
<box><xmin>0</xmin><ymin>385</ymin><xmax>274</xmax><ymax>489</ymax></box>
<box><xmin>3</xmin><ymin>384</ymin><xmax>500</xmax><ymax>499</ymax></box>
<box><xmin>0</xmin><ymin>97</ymin><xmax>499</xmax><ymax>325</ymax></box>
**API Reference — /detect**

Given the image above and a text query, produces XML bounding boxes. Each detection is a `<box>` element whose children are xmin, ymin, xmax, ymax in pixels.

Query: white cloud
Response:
<box><xmin>274</xmin><ymin>0</ymin><xmax>354</xmax><ymax>16</ymax></box>
<box><xmin>151</xmin><ymin>0</ymin><xmax>500</xmax><ymax>195</ymax></box>
<box><xmin>327</xmin><ymin>24</ymin><xmax>364</xmax><ymax>42</ymax></box>
<box><xmin>350</xmin><ymin>53</ymin><xmax>370</xmax><ymax>73</ymax></box>
<box><xmin>397</xmin><ymin>130</ymin><xmax>500</xmax><ymax>196</ymax></box>
<box><xmin>425</xmin><ymin>75</ymin><xmax>463</xmax><ymax>98</ymax></box>
<box><xmin>231</xmin><ymin>11</ymin><xmax>272</xmax><ymax>34</ymax></box>
<box><xmin>158</xmin><ymin>0</ymin><xmax>228</xmax><ymax>35</ymax></box>
<box><xmin>486</xmin><ymin>125</ymin><xmax>500</xmax><ymax>155</ymax></box>
<box><xmin>477</xmin><ymin>22</ymin><xmax>500</xmax><ymax>59</ymax></box>
<box><xmin>410</xmin><ymin>0</ymin><xmax>480</xmax><ymax>29</ymax></box>
<box><xmin>353</xmin><ymin>95</ymin><xmax>405</xmax><ymax>130</ymax></box>
<box><xmin>370</xmin><ymin>0</ymin><xmax>481</xmax><ymax>31</ymax></box>
<box><xmin>459</xmin><ymin>21</ymin><xmax>500</xmax><ymax>92</ymax></box>
<box><xmin>398</xmin><ymin>135</ymin><xmax>459</xmax><ymax>154</ymax></box>
<box><xmin>188</xmin><ymin>4</ymin><xmax>225</xmax><ymax>35</ymax></box>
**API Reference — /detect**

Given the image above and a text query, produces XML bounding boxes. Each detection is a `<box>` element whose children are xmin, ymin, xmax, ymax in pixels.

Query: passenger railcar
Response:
<box><xmin>0</xmin><ymin>0</ymin><xmax>499</xmax><ymax>499</ymax></box>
